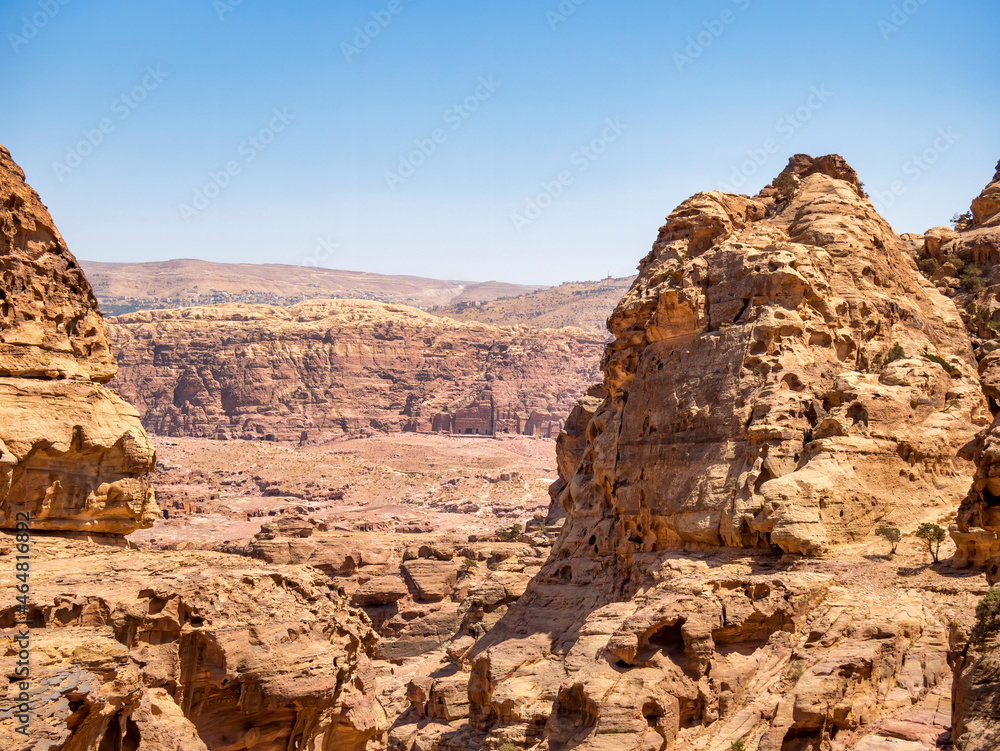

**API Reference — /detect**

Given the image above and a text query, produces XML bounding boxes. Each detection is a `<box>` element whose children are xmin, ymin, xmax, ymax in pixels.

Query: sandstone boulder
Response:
<box><xmin>971</xmin><ymin>160</ymin><xmax>1000</xmax><ymax>227</ymax></box>
<box><xmin>571</xmin><ymin>155</ymin><xmax>984</xmax><ymax>556</ymax></box>
<box><xmin>0</xmin><ymin>145</ymin><xmax>157</xmax><ymax>534</ymax></box>
<box><xmin>0</xmin><ymin>538</ymin><xmax>387</xmax><ymax>751</ymax></box>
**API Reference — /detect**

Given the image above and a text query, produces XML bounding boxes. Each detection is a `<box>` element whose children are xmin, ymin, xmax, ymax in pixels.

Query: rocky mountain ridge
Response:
<box><xmin>395</xmin><ymin>154</ymin><xmax>1000</xmax><ymax>751</ymax></box>
<box><xmin>106</xmin><ymin>300</ymin><xmax>606</xmax><ymax>442</ymax></box>
<box><xmin>81</xmin><ymin>258</ymin><xmax>547</xmax><ymax>315</ymax></box>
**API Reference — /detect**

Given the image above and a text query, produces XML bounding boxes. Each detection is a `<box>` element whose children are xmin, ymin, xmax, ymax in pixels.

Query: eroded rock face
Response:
<box><xmin>971</xmin><ymin>160</ymin><xmax>1000</xmax><ymax>228</ymax></box>
<box><xmin>952</xmin><ymin>623</ymin><xmax>1000</xmax><ymax>751</ymax></box>
<box><xmin>394</xmin><ymin>155</ymin><xmax>988</xmax><ymax>751</ymax></box>
<box><xmin>557</xmin><ymin>155</ymin><xmax>985</xmax><ymax>556</ymax></box>
<box><xmin>0</xmin><ymin>538</ymin><xmax>387</xmax><ymax>751</ymax></box>
<box><xmin>396</xmin><ymin>553</ymin><xmax>966</xmax><ymax>751</ymax></box>
<box><xmin>0</xmin><ymin>145</ymin><xmax>157</xmax><ymax>533</ymax></box>
<box><xmin>106</xmin><ymin>301</ymin><xmax>605</xmax><ymax>441</ymax></box>
<box><xmin>0</xmin><ymin>146</ymin><xmax>116</xmax><ymax>382</ymax></box>
<box><xmin>938</xmin><ymin>160</ymin><xmax>1000</xmax><ymax>577</ymax></box>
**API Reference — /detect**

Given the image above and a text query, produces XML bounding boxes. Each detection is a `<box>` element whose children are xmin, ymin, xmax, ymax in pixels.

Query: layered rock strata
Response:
<box><xmin>0</xmin><ymin>145</ymin><xmax>157</xmax><ymax>533</ymax></box>
<box><xmin>936</xmin><ymin>161</ymin><xmax>1000</xmax><ymax>574</ymax></box>
<box><xmin>397</xmin><ymin>154</ymin><xmax>989</xmax><ymax>750</ymax></box>
<box><xmin>0</xmin><ymin>538</ymin><xmax>386</xmax><ymax>751</ymax></box>
<box><xmin>106</xmin><ymin>302</ymin><xmax>605</xmax><ymax>441</ymax></box>
<box><xmin>553</xmin><ymin>153</ymin><xmax>985</xmax><ymax>557</ymax></box>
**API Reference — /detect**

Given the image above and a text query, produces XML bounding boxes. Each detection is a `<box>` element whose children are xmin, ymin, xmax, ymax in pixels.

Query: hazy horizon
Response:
<box><xmin>3</xmin><ymin>0</ymin><xmax>998</xmax><ymax>286</ymax></box>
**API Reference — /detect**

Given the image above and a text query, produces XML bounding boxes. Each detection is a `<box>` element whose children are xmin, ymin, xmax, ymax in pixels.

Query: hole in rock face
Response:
<box><xmin>648</xmin><ymin>621</ymin><xmax>685</xmax><ymax>657</ymax></box>
<box><xmin>98</xmin><ymin>715</ymin><xmax>141</xmax><ymax>751</ymax></box>
<box><xmin>846</xmin><ymin>403</ymin><xmax>868</xmax><ymax>427</ymax></box>
<box><xmin>556</xmin><ymin>566</ymin><xmax>573</xmax><ymax>583</ymax></box>
<box><xmin>616</xmin><ymin>659</ymin><xmax>630</xmax><ymax>669</ymax></box>
<box><xmin>642</xmin><ymin>701</ymin><xmax>663</xmax><ymax>727</ymax></box>
<box><xmin>754</xmin><ymin>467</ymin><xmax>775</xmax><ymax>495</ymax></box>
<box><xmin>984</xmin><ymin>484</ymin><xmax>1000</xmax><ymax>507</ymax></box>
<box><xmin>734</xmin><ymin>298</ymin><xmax>751</xmax><ymax>322</ymax></box>
<box><xmin>588</xmin><ymin>535</ymin><xmax>596</xmax><ymax>545</ymax></box>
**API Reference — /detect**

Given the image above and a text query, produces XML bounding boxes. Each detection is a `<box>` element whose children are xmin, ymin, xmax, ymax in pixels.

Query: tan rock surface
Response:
<box><xmin>0</xmin><ymin>146</ymin><xmax>116</xmax><ymax>382</ymax></box>
<box><xmin>952</xmin><ymin>621</ymin><xmax>1000</xmax><ymax>751</ymax></box>
<box><xmin>0</xmin><ymin>378</ymin><xmax>157</xmax><ymax>533</ymax></box>
<box><xmin>970</xmin><ymin>160</ymin><xmax>1000</xmax><ymax>227</ymax></box>
<box><xmin>0</xmin><ymin>144</ymin><xmax>157</xmax><ymax>534</ymax></box>
<box><xmin>0</xmin><ymin>537</ymin><xmax>387</xmax><ymax>751</ymax></box>
<box><xmin>106</xmin><ymin>300</ymin><xmax>605</xmax><ymax>441</ymax></box>
<box><xmin>396</xmin><ymin>155</ymin><xmax>990</xmax><ymax>750</ymax></box>
<box><xmin>576</xmin><ymin>154</ymin><xmax>984</xmax><ymax>556</ymax></box>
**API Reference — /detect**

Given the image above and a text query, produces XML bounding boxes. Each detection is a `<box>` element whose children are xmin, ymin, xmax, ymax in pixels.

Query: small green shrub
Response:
<box><xmin>774</xmin><ymin>171</ymin><xmax>799</xmax><ymax>201</ymax></box>
<box><xmin>885</xmin><ymin>343</ymin><xmax>906</xmax><ymax>364</ymax></box>
<box><xmin>916</xmin><ymin>522</ymin><xmax>947</xmax><ymax>563</ymax></box>
<box><xmin>952</xmin><ymin>211</ymin><xmax>973</xmax><ymax>230</ymax></box>
<box><xmin>731</xmin><ymin>742</ymin><xmax>747</xmax><ymax>751</ymax></box>
<box><xmin>786</xmin><ymin>659</ymin><xmax>806</xmax><ymax>682</ymax></box>
<box><xmin>496</xmin><ymin>523</ymin><xmax>523</xmax><ymax>542</ymax></box>
<box><xmin>923</xmin><ymin>353</ymin><xmax>956</xmax><ymax>375</ymax></box>
<box><xmin>943</xmin><ymin>254</ymin><xmax>964</xmax><ymax>271</ymax></box>
<box><xmin>962</xmin><ymin>264</ymin><xmax>987</xmax><ymax>293</ymax></box>
<box><xmin>918</xmin><ymin>257</ymin><xmax>940</xmax><ymax>276</ymax></box>
<box><xmin>973</xmin><ymin>587</ymin><xmax>1000</xmax><ymax>645</ymax></box>
<box><xmin>875</xmin><ymin>525</ymin><xmax>902</xmax><ymax>556</ymax></box>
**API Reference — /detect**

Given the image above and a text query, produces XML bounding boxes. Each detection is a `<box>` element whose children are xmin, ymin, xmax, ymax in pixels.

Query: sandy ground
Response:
<box><xmin>131</xmin><ymin>433</ymin><xmax>558</xmax><ymax>548</ymax></box>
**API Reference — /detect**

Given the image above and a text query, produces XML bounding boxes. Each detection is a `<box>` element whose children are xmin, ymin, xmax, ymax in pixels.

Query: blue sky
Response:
<box><xmin>2</xmin><ymin>0</ymin><xmax>998</xmax><ymax>285</ymax></box>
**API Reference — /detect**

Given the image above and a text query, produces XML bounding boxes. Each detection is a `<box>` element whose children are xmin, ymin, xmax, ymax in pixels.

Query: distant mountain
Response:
<box><xmin>432</xmin><ymin>276</ymin><xmax>636</xmax><ymax>335</ymax></box>
<box><xmin>79</xmin><ymin>259</ymin><xmax>548</xmax><ymax>314</ymax></box>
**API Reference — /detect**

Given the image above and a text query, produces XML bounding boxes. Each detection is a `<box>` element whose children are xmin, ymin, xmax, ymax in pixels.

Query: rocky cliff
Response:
<box><xmin>0</xmin><ymin>145</ymin><xmax>157</xmax><ymax>534</ymax></box>
<box><xmin>0</xmin><ymin>537</ymin><xmax>386</xmax><ymax>751</ymax></box>
<box><xmin>926</xmin><ymin>161</ymin><xmax>1000</xmax><ymax>576</ymax></box>
<box><xmin>105</xmin><ymin>301</ymin><xmax>605</xmax><ymax>442</ymax></box>
<box><xmin>0</xmin><ymin>145</ymin><xmax>387</xmax><ymax>751</ymax></box>
<box><xmin>394</xmin><ymin>155</ymin><xmax>991</xmax><ymax>751</ymax></box>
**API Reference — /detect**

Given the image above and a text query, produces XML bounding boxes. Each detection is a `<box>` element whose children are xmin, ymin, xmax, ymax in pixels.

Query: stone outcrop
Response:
<box><xmin>952</xmin><ymin>614</ymin><xmax>1000</xmax><ymax>751</ymax></box>
<box><xmin>0</xmin><ymin>145</ymin><xmax>157</xmax><ymax>534</ymax></box>
<box><xmin>396</xmin><ymin>155</ymin><xmax>990</xmax><ymax>750</ymax></box>
<box><xmin>105</xmin><ymin>301</ymin><xmax>605</xmax><ymax>441</ymax></box>
<box><xmin>940</xmin><ymin>160</ymin><xmax>1000</xmax><ymax>576</ymax></box>
<box><xmin>552</xmin><ymin>153</ymin><xmax>985</xmax><ymax>557</ymax></box>
<box><xmin>0</xmin><ymin>537</ymin><xmax>386</xmax><ymax>751</ymax></box>
<box><xmin>242</xmin><ymin>520</ymin><xmax>547</xmax><ymax>664</ymax></box>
